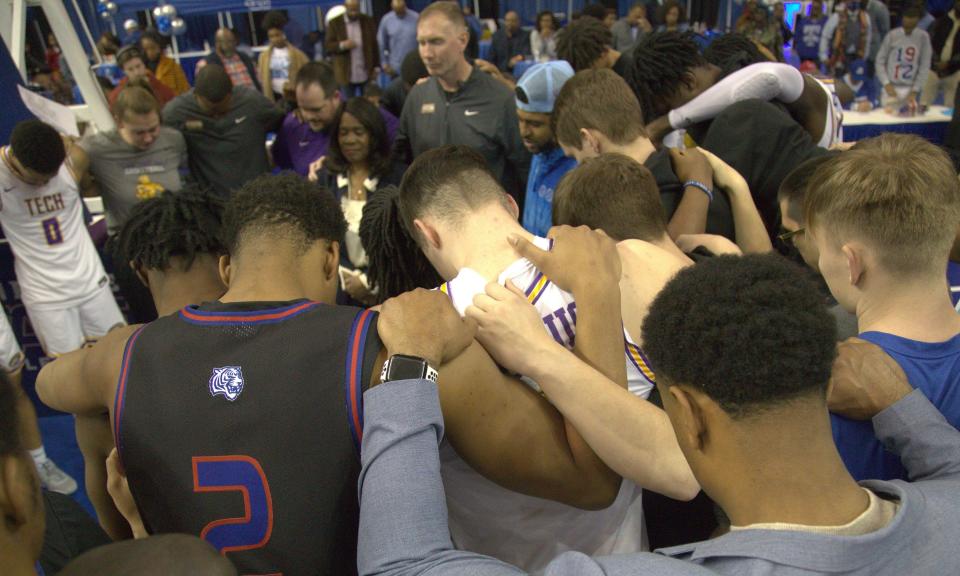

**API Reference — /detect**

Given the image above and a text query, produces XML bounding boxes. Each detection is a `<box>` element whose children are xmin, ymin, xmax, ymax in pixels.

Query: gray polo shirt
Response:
<box><xmin>80</xmin><ymin>126</ymin><xmax>186</xmax><ymax>235</ymax></box>
<box><xmin>394</xmin><ymin>67</ymin><xmax>530</xmax><ymax>193</ymax></box>
<box><xmin>162</xmin><ymin>86</ymin><xmax>285</xmax><ymax>197</ymax></box>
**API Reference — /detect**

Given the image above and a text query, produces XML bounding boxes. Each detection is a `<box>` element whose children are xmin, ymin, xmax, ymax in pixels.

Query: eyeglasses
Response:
<box><xmin>778</xmin><ymin>227</ymin><xmax>805</xmax><ymax>243</ymax></box>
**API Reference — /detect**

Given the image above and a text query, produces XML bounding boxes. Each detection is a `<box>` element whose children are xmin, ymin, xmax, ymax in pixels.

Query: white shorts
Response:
<box><xmin>26</xmin><ymin>283</ymin><xmax>125</xmax><ymax>356</ymax></box>
<box><xmin>0</xmin><ymin>310</ymin><xmax>24</xmax><ymax>373</ymax></box>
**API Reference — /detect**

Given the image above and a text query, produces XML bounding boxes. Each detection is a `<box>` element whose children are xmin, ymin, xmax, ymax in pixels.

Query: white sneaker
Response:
<box><xmin>37</xmin><ymin>459</ymin><xmax>78</xmax><ymax>495</ymax></box>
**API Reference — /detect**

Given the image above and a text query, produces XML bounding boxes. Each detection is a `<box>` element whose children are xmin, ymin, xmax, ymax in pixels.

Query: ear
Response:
<box><xmin>668</xmin><ymin>386</ymin><xmax>708</xmax><ymax>453</ymax></box>
<box><xmin>580</xmin><ymin>129</ymin><xmax>601</xmax><ymax>155</ymax></box>
<box><xmin>218</xmin><ymin>254</ymin><xmax>232</xmax><ymax>288</ymax></box>
<box><xmin>842</xmin><ymin>243</ymin><xmax>865</xmax><ymax>287</ymax></box>
<box><xmin>413</xmin><ymin>218</ymin><xmax>442</xmax><ymax>251</ymax></box>
<box><xmin>505</xmin><ymin>194</ymin><xmax>520</xmax><ymax>220</ymax></box>
<box><xmin>0</xmin><ymin>454</ymin><xmax>35</xmax><ymax>530</ymax></box>
<box><xmin>130</xmin><ymin>261</ymin><xmax>149</xmax><ymax>288</ymax></box>
<box><xmin>324</xmin><ymin>241</ymin><xmax>340</xmax><ymax>282</ymax></box>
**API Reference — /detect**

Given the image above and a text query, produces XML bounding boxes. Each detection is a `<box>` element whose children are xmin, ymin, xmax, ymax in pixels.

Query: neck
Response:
<box><xmin>713</xmin><ymin>405</ymin><xmax>869</xmax><ymax>527</ymax></box>
<box><xmin>438</xmin><ymin>58</ymin><xmax>473</xmax><ymax>92</ymax></box>
<box><xmin>856</xmin><ymin>273</ymin><xmax>960</xmax><ymax>341</ymax></box>
<box><xmin>606</xmin><ymin>137</ymin><xmax>657</xmax><ymax>165</ymax></box>
<box><xmin>221</xmin><ymin>245</ymin><xmax>315</xmax><ymax>303</ymax></box>
<box><xmin>350</xmin><ymin>160</ymin><xmax>370</xmax><ymax>175</ymax></box>
<box><xmin>651</xmin><ymin>234</ymin><xmax>695</xmax><ymax>264</ymax></box>
<box><xmin>148</xmin><ymin>257</ymin><xmax>226</xmax><ymax>315</ymax></box>
<box><xmin>603</xmin><ymin>48</ymin><xmax>622</xmax><ymax>68</ymax></box>
<box><xmin>447</xmin><ymin>210</ymin><xmax>533</xmax><ymax>280</ymax></box>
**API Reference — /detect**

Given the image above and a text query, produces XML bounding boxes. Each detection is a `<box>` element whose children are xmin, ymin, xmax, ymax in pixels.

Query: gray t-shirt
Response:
<box><xmin>80</xmin><ymin>126</ymin><xmax>187</xmax><ymax>235</ymax></box>
<box><xmin>162</xmin><ymin>86</ymin><xmax>285</xmax><ymax>197</ymax></box>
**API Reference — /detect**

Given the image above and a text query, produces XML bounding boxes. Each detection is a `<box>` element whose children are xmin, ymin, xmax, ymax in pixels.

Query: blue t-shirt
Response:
<box><xmin>832</xmin><ymin>330</ymin><xmax>960</xmax><ymax>480</ymax></box>
<box><xmin>521</xmin><ymin>146</ymin><xmax>577</xmax><ymax>237</ymax></box>
<box><xmin>795</xmin><ymin>16</ymin><xmax>828</xmax><ymax>61</ymax></box>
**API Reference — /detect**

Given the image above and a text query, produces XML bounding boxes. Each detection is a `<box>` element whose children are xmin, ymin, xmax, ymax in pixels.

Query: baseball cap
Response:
<box><xmin>515</xmin><ymin>61</ymin><xmax>575</xmax><ymax>114</ymax></box>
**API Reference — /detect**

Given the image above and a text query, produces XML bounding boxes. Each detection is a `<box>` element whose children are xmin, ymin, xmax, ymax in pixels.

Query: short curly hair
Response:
<box><xmin>556</xmin><ymin>16</ymin><xmax>613</xmax><ymax>71</ymax></box>
<box><xmin>703</xmin><ymin>33</ymin><xmax>767</xmax><ymax>76</ymax></box>
<box><xmin>222</xmin><ymin>173</ymin><xmax>346</xmax><ymax>256</ymax></box>
<box><xmin>11</xmin><ymin>120</ymin><xmax>64</xmax><ymax>176</ymax></box>
<box><xmin>642</xmin><ymin>254</ymin><xmax>837</xmax><ymax>418</ymax></box>
<box><xmin>629</xmin><ymin>31</ymin><xmax>706</xmax><ymax>120</ymax></box>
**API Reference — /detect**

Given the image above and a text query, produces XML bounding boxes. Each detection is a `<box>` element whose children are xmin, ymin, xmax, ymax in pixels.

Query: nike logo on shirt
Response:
<box><xmin>464</xmin><ymin>110</ymin><xmax>480</xmax><ymax>117</ymax></box>
<box><xmin>234</xmin><ymin>116</ymin><xmax>247</xmax><ymax>124</ymax></box>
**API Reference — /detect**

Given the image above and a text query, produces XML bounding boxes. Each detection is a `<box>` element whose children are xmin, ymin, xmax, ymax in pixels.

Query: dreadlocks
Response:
<box><xmin>556</xmin><ymin>16</ymin><xmax>613</xmax><ymax>71</ymax></box>
<box><xmin>114</xmin><ymin>188</ymin><xmax>226</xmax><ymax>272</ymax></box>
<box><xmin>360</xmin><ymin>186</ymin><xmax>442</xmax><ymax>304</ymax></box>
<box><xmin>703</xmin><ymin>33</ymin><xmax>768</xmax><ymax>77</ymax></box>
<box><xmin>628</xmin><ymin>31</ymin><xmax>706</xmax><ymax>120</ymax></box>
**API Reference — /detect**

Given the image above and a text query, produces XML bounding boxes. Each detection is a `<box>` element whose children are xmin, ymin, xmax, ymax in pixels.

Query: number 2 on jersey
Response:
<box><xmin>41</xmin><ymin>217</ymin><xmax>62</xmax><ymax>245</ymax></box>
<box><xmin>192</xmin><ymin>455</ymin><xmax>274</xmax><ymax>555</ymax></box>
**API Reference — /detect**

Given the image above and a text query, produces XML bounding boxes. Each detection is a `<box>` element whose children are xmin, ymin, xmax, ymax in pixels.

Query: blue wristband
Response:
<box><xmin>683</xmin><ymin>180</ymin><xmax>714</xmax><ymax>202</ymax></box>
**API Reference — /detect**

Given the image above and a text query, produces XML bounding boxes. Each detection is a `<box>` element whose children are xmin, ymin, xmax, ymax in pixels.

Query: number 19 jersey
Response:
<box><xmin>0</xmin><ymin>147</ymin><xmax>108</xmax><ymax>309</ymax></box>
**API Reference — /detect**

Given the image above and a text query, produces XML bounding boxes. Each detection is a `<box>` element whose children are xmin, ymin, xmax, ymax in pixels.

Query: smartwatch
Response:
<box><xmin>380</xmin><ymin>354</ymin><xmax>439</xmax><ymax>384</ymax></box>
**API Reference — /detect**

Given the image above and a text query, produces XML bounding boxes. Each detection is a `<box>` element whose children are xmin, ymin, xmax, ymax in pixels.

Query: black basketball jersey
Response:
<box><xmin>114</xmin><ymin>300</ymin><xmax>381</xmax><ymax>576</ymax></box>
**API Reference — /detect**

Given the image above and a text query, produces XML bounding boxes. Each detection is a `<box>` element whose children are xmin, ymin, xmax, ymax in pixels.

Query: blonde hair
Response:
<box><xmin>804</xmin><ymin>133</ymin><xmax>960</xmax><ymax>275</ymax></box>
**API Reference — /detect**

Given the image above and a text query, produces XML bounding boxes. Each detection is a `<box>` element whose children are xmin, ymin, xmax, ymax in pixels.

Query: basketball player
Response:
<box><xmin>0</xmin><ymin>120</ymin><xmax>125</xmax><ymax>356</ymax></box>
<box><xmin>632</xmin><ymin>32</ymin><xmax>844</xmax><ymax>148</ymax></box>
<box><xmin>38</xmin><ymin>173</ymin><xmax>623</xmax><ymax>575</ymax></box>
<box><xmin>398</xmin><ymin>145</ymin><xmax>698</xmax><ymax>570</ymax></box>
<box><xmin>41</xmin><ymin>189</ymin><xmax>227</xmax><ymax>539</ymax></box>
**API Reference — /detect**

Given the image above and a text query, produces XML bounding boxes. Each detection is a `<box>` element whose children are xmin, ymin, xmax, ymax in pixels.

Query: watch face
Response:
<box><xmin>387</xmin><ymin>355</ymin><xmax>428</xmax><ymax>381</ymax></box>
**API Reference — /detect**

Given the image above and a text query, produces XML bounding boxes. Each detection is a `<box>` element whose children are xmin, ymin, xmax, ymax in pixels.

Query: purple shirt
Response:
<box><xmin>273</xmin><ymin>107</ymin><xmax>399</xmax><ymax>176</ymax></box>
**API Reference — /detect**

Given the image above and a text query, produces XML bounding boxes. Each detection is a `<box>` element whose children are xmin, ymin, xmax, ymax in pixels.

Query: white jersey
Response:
<box><xmin>813</xmin><ymin>76</ymin><xmax>845</xmax><ymax>148</ymax></box>
<box><xmin>436</xmin><ymin>236</ymin><xmax>653</xmax><ymax>570</ymax></box>
<box><xmin>0</xmin><ymin>147</ymin><xmax>110</xmax><ymax>309</ymax></box>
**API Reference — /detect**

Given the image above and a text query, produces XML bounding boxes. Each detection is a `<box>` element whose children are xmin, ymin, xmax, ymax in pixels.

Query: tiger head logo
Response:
<box><xmin>208</xmin><ymin>366</ymin><xmax>244</xmax><ymax>402</ymax></box>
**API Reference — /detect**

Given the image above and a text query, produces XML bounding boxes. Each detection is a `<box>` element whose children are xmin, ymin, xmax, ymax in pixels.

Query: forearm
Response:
<box><xmin>872</xmin><ymin>389</ymin><xmax>960</xmax><ymax>482</ymax></box>
<box><xmin>727</xmin><ymin>184</ymin><xmax>773</xmax><ymax>253</ymax></box>
<box><xmin>668</xmin><ymin>63</ymin><xmax>804</xmax><ymax>130</ymax></box>
<box><xmin>667</xmin><ymin>184</ymin><xmax>711</xmax><ymax>239</ymax></box>
<box><xmin>358</xmin><ymin>380</ymin><xmax>522</xmax><ymax>576</ymax></box>
<box><xmin>570</xmin><ymin>273</ymin><xmax>627</xmax><ymax>387</ymax></box>
<box><xmin>529</xmin><ymin>347</ymin><xmax>699</xmax><ymax>501</ymax></box>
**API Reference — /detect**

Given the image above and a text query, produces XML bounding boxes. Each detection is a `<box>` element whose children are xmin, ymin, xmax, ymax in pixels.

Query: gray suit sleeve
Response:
<box><xmin>872</xmin><ymin>389</ymin><xmax>960</xmax><ymax>482</ymax></box>
<box><xmin>357</xmin><ymin>380</ymin><xmax>524</xmax><ymax>576</ymax></box>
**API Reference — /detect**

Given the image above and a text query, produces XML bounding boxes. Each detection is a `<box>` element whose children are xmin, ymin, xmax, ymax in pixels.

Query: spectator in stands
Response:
<box><xmin>657</xmin><ymin>0</ymin><xmax>690</xmax><ymax>33</ymax></box>
<box><xmin>110</xmin><ymin>47</ymin><xmax>175</xmax><ymax>108</ymax></box>
<box><xmin>922</xmin><ymin>0</ymin><xmax>960</xmax><ymax>106</ymax></box>
<box><xmin>876</xmin><ymin>6</ymin><xmax>931</xmax><ymax>109</ymax></box>
<box><xmin>556</xmin><ymin>15</ymin><xmax>633</xmax><ymax>77</ymax></box>
<box><xmin>326</xmin><ymin>0</ymin><xmax>379</xmax><ymax>97</ymax></box>
<box><xmin>777</xmin><ymin>153</ymin><xmax>859</xmax><ymax>341</ymax></box>
<box><xmin>274</xmin><ymin>62</ymin><xmax>397</xmax><ymax>177</ymax></box>
<box><xmin>611</xmin><ymin>2</ymin><xmax>653</xmax><ymax>52</ymax></box>
<box><xmin>581</xmin><ymin>3</ymin><xmax>610</xmax><ymax>22</ymax></box>
<box><xmin>393</xmin><ymin>2</ymin><xmax>529</xmax><ymax>203</ymax></box>
<box><xmin>530</xmin><ymin>10</ymin><xmax>560</xmax><ymax>63</ymax></box>
<box><xmin>795</xmin><ymin>0</ymin><xmax>828</xmax><ymax>66</ymax></box>
<box><xmin>205</xmin><ymin>28</ymin><xmax>260</xmax><ymax>92</ymax></box>
<box><xmin>806</xmin><ymin>134</ymin><xmax>960</xmax><ymax>482</ymax></box>
<box><xmin>865</xmin><ymin>0</ymin><xmax>891</xmax><ymax>77</ymax></box>
<box><xmin>773</xmin><ymin>2</ymin><xmax>794</xmax><ymax>46</ymax></box>
<box><xmin>311</xmin><ymin>98</ymin><xmax>404</xmax><ymax>305</ymax></box>
<box><xmin>737</xmin><ymin>3</ymin><xmax>783</xmax><ymax>60</ymax></box>
<box><xmin>139</xmin><ymin>29</ymin><xmax>189</xmax><ymax>96</ymax></box>
<box><xmin>258</xmin><ymin>11</ymin><xmax>309</xmax><ymax>106</ymax></box>
<box><xmin>378</xmin><ymin>0</ymin><xmax>418</xmax><ymax>79</ymax></box>
<box><xmin>820</xmin><ymin>2</ymin><xmax>872</xmax><ymax>76</ymax></box>
<box><xmin>163</xmin><ymin>64</ymin><xmax>284</xmax><ymax>197</ymax></box>
<box><xmin>488</xmin><ymin>10</ymin><xmax>531</xmax><ymax>73</ymax></box>
<box><xmin>381</xmin><ymin>49</ymin><xmax>427</xmax><ymax>117</ymax></box>
<box><xmin>515</xmin><ymin>61</ymin><xmax>576</xmax><ymax>237</ymax></box>
<box><xmin>94</xmin><ymin>32</ymin><xmax>122</xmax><ymax>86</ymax></box>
